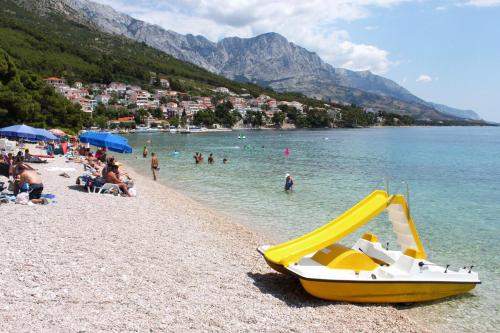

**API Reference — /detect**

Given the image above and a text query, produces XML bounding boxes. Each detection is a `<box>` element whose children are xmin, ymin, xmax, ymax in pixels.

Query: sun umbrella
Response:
<box><xmin>49</xmin><ymin>129</ymin><xmax>66</xmax><ymax>137</ymax></box>
<box><xmin>79</xmin><ymin>131</ymin><xmax>132</xmax><ymax>154</ymax></box>
<box><xmin>34</xmin><ymin>128</ymin><xmax>60</xmax><ymax>142</ymax></box>
<box><xmin>0</xmin><ymin>124</ymin><xmax>39</xmax><ymax>140</ymax></box>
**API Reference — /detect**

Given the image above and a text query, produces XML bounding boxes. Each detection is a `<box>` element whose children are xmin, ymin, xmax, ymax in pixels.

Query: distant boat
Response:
<box><xmin>180</xmin><ymin>125</ymin><xmax>206</xmax><ymax>134</ymax></box>
<box><xmin>135</xmin><ymin>125</ymin><xmax>160</xmax><ymax>133</ymax></box>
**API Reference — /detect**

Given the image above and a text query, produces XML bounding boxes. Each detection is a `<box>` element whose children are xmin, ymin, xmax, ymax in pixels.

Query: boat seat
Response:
<box><xmin>353</xmin><ymin>237</ymin><xmax>397</xmax><ymax>265</ymax></box>
<box><xmin>312</xmin><ymin>244</ymin><xmax>379</xmax><ymax>271</ymax></box>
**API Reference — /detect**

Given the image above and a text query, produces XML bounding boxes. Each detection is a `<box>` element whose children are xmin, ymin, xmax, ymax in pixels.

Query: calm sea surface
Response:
<box><xmin>120</xmin><ymin>127</ymin><xmax>500</xmax><ymax>332</ymax></box>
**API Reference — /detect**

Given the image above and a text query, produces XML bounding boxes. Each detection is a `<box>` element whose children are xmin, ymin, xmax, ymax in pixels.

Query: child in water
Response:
<box><xmin>284</xmin><ymin>173</ymin><xmax>294</xmax><ymax>191</ymax></box>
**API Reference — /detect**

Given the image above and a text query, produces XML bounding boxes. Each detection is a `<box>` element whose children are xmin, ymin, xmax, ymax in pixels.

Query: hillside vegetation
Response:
<box><xmin>0</xmin><ymin>48</ymin><xmax>84</xmax><ymax>129</ymax></box>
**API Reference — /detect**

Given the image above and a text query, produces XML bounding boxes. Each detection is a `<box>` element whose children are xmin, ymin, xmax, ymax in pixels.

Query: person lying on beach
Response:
<box><xmin>23</xmin><ymin>149</ymin><xmax>47</xmax><ymax>164</ymax></box>
<box><xmin>17</xmin><ymin>164</ymin><xmax>46</xmax><ymax>204</ymax></box>
<box><xmin>105</xmin><ymin>164</ymin><xmax>130</xmax><ymax>196</ymax></box>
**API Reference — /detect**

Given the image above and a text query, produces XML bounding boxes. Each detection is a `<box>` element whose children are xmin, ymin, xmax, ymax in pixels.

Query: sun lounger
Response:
<box><xmin>98</xmin><ymin>183</ymin><xmax>122</xmax><ymax>195</ymax></box>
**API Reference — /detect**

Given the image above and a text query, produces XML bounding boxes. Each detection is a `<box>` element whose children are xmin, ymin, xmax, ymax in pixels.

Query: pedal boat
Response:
<box><xmin>258</xmin><ymin>190</ymin><xmax>480</xmax><ymax>303</ymax></box>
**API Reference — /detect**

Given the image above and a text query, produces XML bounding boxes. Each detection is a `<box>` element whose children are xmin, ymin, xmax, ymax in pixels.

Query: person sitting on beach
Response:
<box><xmin>143</xmin><ymin>146</ymin><xmax>148</xmax><ymax>158</ymax></box>
<box><xmin>208</xmin><ymin>153</ymin><xmax>214</xmax><ymax>164</ymax></box>
<box><xmin>105</xmin><ymin>164</ymin><xmax>130</xmax><ymax>196</ymax></box>
<box><xmin>284</xmin><ymin>174</ymin><xmax>294</xmax><ymax>191</ymax></box>
<box><xmin>17</xmin><ymin>164</ymin><xmax>46</xmax><ymax>204</ymax></box>
<box><xmin>151</xmin><ymin>152</ymin><xmax>159</xmax><ymax>181</ymax></box>
<box><xmin>16</xmin><ymin>151</ymin><xmax>24</xmax><ymax>162</ymax></box>
<box><xmin>95</xmin><ymin>148</ymin><xmax>106</xmax><ymax>161</ymax></box>
<box><xmin>24</xmin><ymin>149</ymin><xmax>31</xmax><ymax>160</ymax></box>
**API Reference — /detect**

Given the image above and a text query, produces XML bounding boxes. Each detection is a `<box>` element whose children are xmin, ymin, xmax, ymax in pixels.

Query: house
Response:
<box><xmin>106</xmin><ymin>82</ymin><xmax>127</xmax><ymax>96</ymax></box>
<box><xmin>96</xmin><ymin>94</ymin><xmax>111</xmax><ymax>105</ymax></box>
<box><xmin>44</xmin><ymin>77</ymin><xmax>66</xmax><ymax>87</ymax></box>
<box><xmin>215</xmin><ymin>87</ymin><xmax>230</xmax><ymax>94</ymax></box>
<box><xmin>162</xmin><ymin>102</ymin><xmax>180</xmax><ymax>118</ymax></box>
<box><xmin>74</xmin><ymin>82</ymin><xmax>83</xmax><ymax>89</ymax></box>
<box><xmin>160</xmin><ymin>79</ymin><xmax>170</xmax><ymax>89</ymax></box>
<box><xmin>228</xmin><ymin>96</ymin><xmax>246</xmax><ymax>110</ymax></box>
<box><xmin>267</xmin><ymin>99</ymin><xmax>277</xmax><ymax>109</ymax></box>
<box><xmin>73</xmin><ymin>97</ymin><xmax>97</xmax><ymax>113</ymax></box>
<box><xmin>180</xmin><ymin>101</ymin><xmax>200</xmax><ymax>116</ymax></box>
<box><xmin>278</xmin><ymin>101</ymin><xmax>304</xmax><ymax>112</ymax></box>
<box><xmin>128</xmin><ymin>90</ymin><xmax>151</xmax><ymax>108</ymax></box>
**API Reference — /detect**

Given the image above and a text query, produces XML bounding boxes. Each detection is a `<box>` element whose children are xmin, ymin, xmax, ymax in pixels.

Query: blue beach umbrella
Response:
<box><xmin>0</xmin><ymin>124</ymin><xmax>39</xmax><ymax>140</ymax></box>
<box><xmin>79</xmin><ymin>131</ymin><xmax>132</xmax><ymax>154</ymax></box>
<box><xmin>34</xmin><ymin>128</ymin><xmax>61</xmax><ymax>142</ymax></box>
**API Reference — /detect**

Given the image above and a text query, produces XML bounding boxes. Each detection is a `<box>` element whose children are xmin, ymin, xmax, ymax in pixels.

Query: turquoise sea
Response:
<box><xmin>120</xmin><ymin>127</ymin><xmax>500</xmax><ymax>332</ymax></box>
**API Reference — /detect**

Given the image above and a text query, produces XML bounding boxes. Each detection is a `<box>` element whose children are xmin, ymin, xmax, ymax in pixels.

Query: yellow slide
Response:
<box><xmin>264</xmin><ymin>190</ymin><xmax>392</xmax><ymax>267</ymax></box>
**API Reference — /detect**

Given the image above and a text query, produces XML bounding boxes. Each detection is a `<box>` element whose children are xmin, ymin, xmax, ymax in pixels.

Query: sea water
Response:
<box><xmin>120</xmin><ymin>127</ymin><xmax>500</xmax><ymax>332</ymax></box>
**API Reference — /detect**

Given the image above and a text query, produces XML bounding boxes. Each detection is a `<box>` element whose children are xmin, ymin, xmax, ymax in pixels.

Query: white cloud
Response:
<box><xmin>416</xmin><ymin>74</ymin><xmax>433</xmax><ymax>83</ymax></box>
<box><xmin>462</xmin><ymin>0</ymin><xmax>500</xmax><ymax>7</ymax></box>
<box><xmin>435</xmin><ymin>5</ymin><xmax>447</xmax><ymax>10</ymax></box>
<box><xmin>91</xmin><ymin>0</ymin><xmax>408</xmax><ymax>74</ymax></box>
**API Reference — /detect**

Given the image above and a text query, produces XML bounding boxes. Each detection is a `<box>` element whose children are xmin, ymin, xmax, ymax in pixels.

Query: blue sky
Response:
<box><xmin>95</xmin><ymin>0</ymin><xmax>500</xmax><ymax>121</ymax></box>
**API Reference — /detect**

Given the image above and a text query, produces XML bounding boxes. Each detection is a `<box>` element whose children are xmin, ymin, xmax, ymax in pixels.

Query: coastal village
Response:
<box><xmin>43</xmin><ymin>75</ymin><xmax>369</xmax><ymax>130</ymax></box>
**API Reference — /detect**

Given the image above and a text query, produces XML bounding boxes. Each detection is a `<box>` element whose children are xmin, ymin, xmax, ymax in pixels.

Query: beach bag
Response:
<box><xmin>15</xmin><ymin>192</ymin><xmax>29</xmax><ymax>205</ymax></box>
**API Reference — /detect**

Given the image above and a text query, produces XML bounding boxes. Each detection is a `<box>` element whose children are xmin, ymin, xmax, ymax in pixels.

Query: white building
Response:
<box><xmin>215</xmin><ymin>87</ymin><xmax>230</xmax><ymax>94</ymax></box>
<box><xmin>96</xmin><ymin>94</ymin><xmax>111</xmax><ymax>105</ymax></box>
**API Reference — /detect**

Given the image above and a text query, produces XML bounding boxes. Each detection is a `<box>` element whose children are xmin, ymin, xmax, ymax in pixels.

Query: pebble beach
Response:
<box><xmin>0</xmin><ymin>154</ymin><xmax>427</xmax><ymax>332</ymax></box>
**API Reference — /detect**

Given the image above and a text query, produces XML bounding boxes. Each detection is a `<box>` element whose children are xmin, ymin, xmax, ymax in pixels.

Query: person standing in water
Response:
<box><xmin>193</xmin><ymin>152</ymin><xmax>199</xmax><ymax>164</ymax></box>
<box><xmin>284</xmin><ymin>173</ymin><xmax>294</xmax><ymax>191</ymax></box>
<box><xmin>208</xmin><ymin>153</ymin><xmax>214</xmax><ymax>164</ymax></box>
<box><xmin>143</xmin><ymin>146</ymin><xmax>148</xmax><ymax>158</ymax></box>
<box><xmin>151</xmin><ymin>152</ymin><xmax>159</xmax><ymax>181</ymax></box>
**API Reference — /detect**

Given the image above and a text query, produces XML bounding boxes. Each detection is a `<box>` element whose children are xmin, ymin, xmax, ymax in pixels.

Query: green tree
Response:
<box><xmin>193</xmin><ymin>109</ymin><xmax>215</xmax><ymax>127</ymax></box>
<box><xmin>134</xmin><ymin>108</ymin><xmax>149</xmax><ymax>124</ymax></box>
<box><xmin>272</xmin><ymin>111</ymin><xmax>286</xmax><ymax>126</ymax></box>
<box><xmin>306</xmin><ymin>109</ymin><xmax>331</xmax><ymax>128</ymax></box>
<box><xmin>151</xmin><ymin>107</ymin><xmax>164</xmax><ymax>120</ymax></box>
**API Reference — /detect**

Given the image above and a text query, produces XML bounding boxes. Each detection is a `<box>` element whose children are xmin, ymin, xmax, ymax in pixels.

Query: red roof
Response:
<box><xmin>117</xmin><ymin>116</ymin><xmax>134</xmax><ymax>122</ymax></box>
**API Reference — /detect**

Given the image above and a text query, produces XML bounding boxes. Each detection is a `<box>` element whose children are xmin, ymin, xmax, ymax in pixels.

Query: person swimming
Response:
<box><xmin>284</xmin><ymin>173</ymin><xmax>294</xmax><ymax>191</ymax></box>
<box><xmin>208</xmin><ymin>153</ymin><xmax>214</xmax><ymax>164</ymax></box>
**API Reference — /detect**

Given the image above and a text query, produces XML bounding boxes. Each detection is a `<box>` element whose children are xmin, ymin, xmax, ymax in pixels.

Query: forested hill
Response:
<box><xmin>0</xmin><ymin>0</ymin><xmax>324</xmax><ymax>106</ymax></box>
<box><xmin>0</xmin><ymin>49</ymin><xmax>84</xmax><ymax>129</ymax></box>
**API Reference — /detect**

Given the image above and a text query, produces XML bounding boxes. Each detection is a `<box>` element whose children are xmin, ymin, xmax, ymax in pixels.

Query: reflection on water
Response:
<box><xmin>120</xmin><ymin>127</ymin><xmax>500</xmax><ymax>332</ymax></box>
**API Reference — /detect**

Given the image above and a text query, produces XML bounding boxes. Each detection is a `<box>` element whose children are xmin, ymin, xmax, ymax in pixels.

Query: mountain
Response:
<box><xmin>428</xmin><ymin>102</ymin><xmax>481</xmax><ymax>120</ymax></box>
<box><xmin>0</xmin><ymin>0</ymin><xmax>333</xmax><ymax>110</ymax></box>
<box><xmin>12</xmin><ymin>0</ymin><xmax>480</xmax><ymax>121</ymax></box>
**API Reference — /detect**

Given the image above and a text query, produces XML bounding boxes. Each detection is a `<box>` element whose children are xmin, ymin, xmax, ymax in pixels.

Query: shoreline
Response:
<box><xmin>0</xmin><ymin>154</ymin><xmax>427</xmax><ymax>332</ymax></box>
